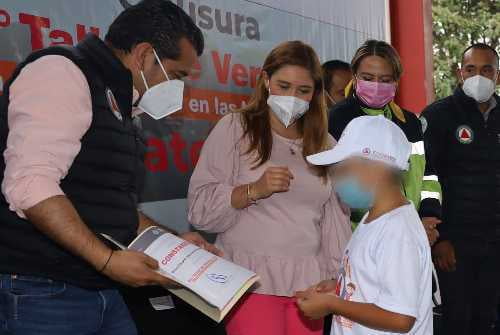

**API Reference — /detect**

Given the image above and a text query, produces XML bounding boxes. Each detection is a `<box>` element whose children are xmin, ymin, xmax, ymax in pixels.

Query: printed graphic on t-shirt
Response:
<box><xmin>334</xmin><ymin>249</ymin><xmax>357</xmax><ymax>329</ymax></box>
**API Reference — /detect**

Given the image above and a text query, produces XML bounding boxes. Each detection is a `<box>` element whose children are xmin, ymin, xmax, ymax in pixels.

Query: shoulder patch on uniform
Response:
<box><xmin>456</xmin><ymin>125</ymin><xmax>473</xmax><ymax>144</ymax></box>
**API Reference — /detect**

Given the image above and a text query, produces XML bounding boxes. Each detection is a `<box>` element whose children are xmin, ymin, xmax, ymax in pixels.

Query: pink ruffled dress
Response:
<box><xmin>188</xmin><ymin>114</ymin><xmax>352</xmax><ymax>297</ymax></box>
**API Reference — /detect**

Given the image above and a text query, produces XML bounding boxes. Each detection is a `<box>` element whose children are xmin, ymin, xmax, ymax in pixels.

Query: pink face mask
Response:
<box><xmin>355</xmin><ymin>79</ymin><xmax>396</xmax><ymax>108</ymax></box>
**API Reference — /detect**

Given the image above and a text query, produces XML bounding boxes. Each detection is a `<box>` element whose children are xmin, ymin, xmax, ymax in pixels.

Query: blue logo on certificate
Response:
<box><xmin>207</xmin><ymin>273</ymin><xmax>229</xmax><ymax>284</ymax></box>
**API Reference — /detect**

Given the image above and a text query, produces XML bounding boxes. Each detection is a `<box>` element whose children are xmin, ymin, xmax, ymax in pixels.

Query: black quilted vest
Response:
<box><xmin>0</xmin><ymin>34</ymin><xmax>146</xmax><ymax>289</ymax></box>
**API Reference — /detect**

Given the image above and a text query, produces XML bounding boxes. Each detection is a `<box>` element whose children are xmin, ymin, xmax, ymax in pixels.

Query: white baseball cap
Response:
<box><xmin>307</xmin><ymin>115</ymin><xmax>411</xmax><ymax>170</ymax></box>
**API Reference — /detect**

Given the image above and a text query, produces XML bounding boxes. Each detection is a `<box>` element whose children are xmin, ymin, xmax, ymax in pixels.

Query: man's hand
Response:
<box><xmin>314</xmin><ymin>279</ymin><xmax>337</xmax><ymax>294</ymax></box>
<box><xmin>433</xmin><ymin>240</ymin><xmax>456</xmax><ymax>272</ymax></box>
<box><xmin>422</xmin><ymin>217</ymin><xmax>441</xmax><ymax>246</ymax></box>
<box><xmin>296</xmin><ymin>289</ymin><xmax>336</xmax><ymax>320</ymax></box>
<box><xmin>181</xmin><ymin>232</ymin><xmax>223</xmax><ymax>256</ymax></box>
<box><xmin>102</xmin><ymin>250</ymin><xmax>179</xmax><ymax>288</ymax></box>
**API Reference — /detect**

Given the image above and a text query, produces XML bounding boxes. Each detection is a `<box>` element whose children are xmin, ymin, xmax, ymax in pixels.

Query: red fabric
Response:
<box><xmin>225</xmin><ymin>293</ymin><xmax>323</xmax><ymax>335</ymax></box>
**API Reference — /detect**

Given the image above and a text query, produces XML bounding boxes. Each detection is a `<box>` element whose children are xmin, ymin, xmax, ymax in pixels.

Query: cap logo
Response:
<box><xmin>360</xmin><ymin>147</ymin><xmax>396</xmax><ymax>164</ymax></box>
<box><xmin>456</xmin><ymin>125</ymin><xmax>473</xmax><ymax>144</ymax></box>
<box><xmin>372</xmin><ymin>151</ymin><xmax>396</xmax><ymax>163</ymax></box>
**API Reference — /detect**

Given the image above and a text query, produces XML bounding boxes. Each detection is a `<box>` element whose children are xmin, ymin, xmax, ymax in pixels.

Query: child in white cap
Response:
<box><xmin>296</xmin><ymin>115</ymin><xmax>433</xmax><ymax>335</ymax></box>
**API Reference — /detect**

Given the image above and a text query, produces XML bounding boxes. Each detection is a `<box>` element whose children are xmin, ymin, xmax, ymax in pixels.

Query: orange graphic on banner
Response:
<box><xmin>0</xmin><ymin>60</ymin><xmax>18</xmax><ymax>93</ymax></box>
<box><xmin>177</xmin><ymin>86</ymin><xmax>250</xmax><ymax>121</ymax></box>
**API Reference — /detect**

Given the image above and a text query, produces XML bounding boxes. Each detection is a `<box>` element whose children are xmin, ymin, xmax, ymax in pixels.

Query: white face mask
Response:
<box><xmin>267</xmin><ymin>89</ymin><xmax>310</xmax><ymax>128</ymax></box>
<box><xmin>138</xmin><ymin>49</ymin><xmax>184</xmax><ymax>120</ymax></box>
<box><xmin>462</xmin><ymin>74</ymin><xmax>497</xmax><ymax>103</ymax></box>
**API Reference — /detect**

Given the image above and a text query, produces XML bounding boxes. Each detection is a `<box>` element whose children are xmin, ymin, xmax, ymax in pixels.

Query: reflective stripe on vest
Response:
<box><xmin>411</xmin><ymin>141</ymin><xmax>425</xmax><ymax>155</ymax></box>
<box><xmin>421</xmin><ymin>190</ymin><xmax>441</xmax><ymax>201</ymax></box>
<box><xmin>423</xmin><ymin>175</ymin><xmax>439</xmax><ymax>182</ymax></box>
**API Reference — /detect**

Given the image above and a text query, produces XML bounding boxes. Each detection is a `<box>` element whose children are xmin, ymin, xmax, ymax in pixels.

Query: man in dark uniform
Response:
<box><xmin>0</xmin><ymin>1</ymin><xmax>219</xmax><ymax>334</ymax></box>
<box><xmin>422</xmin><ymin>43</ymin><xmax>500</xmax><ymax>335</ymax></box>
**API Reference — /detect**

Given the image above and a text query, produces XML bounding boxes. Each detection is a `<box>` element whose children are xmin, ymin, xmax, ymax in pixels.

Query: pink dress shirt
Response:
<box><xmin>2</xmin><ymin>55</ymin><xmax>93</xmax><ymax>218</ymax></box>
<box><xmin>188</xmin><ymin>114</ymin><xmax>352</xmax><ymax>297</ymax></box>
<box><xmin>2</xmin><ymin>55</ymin><xmax>141</xmax><ymax>219</ymax></box>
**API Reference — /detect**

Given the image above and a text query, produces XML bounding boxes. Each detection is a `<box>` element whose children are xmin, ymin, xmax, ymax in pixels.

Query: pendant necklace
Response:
<box><xmin>289</xmin><ymin>139</ymin><xmax>300</xmax><ymax>155</ymax></box>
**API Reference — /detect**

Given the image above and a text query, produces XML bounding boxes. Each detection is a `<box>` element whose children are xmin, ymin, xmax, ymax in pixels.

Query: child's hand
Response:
<box><xmin>314</xmin><ymin>279</ymin><xmax>337</xmax><ymax>293</ymax></box>
<box><xmin>295</xmin><ymin>289</ymin><xmax>335</xmax><ymax>320</ymax></box>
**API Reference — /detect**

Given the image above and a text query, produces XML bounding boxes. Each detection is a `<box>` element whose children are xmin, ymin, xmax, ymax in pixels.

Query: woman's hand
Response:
<box><xmin>253</xmin><ymin>166</ymin><xmax>294</xmax><ymax>200</ymax></box>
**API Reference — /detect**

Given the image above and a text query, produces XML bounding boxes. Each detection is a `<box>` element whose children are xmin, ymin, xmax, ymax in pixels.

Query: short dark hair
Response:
<box><xmin>462</xmin><ymin>43</ymin><xmax>499</xmax><ymax>67</ymax></box>
<box><xmin>105</xmin><ymin>0</ymin><xmax>204</xmax><ymax>60</ymax></box>
<box><xmin>322</xmin><ymin>60</ymin><xmax>351</xmax><ymax>92</ymax></box>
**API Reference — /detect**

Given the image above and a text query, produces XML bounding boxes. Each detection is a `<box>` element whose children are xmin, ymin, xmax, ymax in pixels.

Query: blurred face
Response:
<box><xmin>126</xmin><ymin>38</ymin><xmax>199</xmax><ymax>96</ymax></box>
<box><xmin>334</xmin><ymin>156</ymin><xmax>398</xmax><ymax>199</ymax></box>
<box><xmin>459</xmin><ymin>48</ymin><xmax>499</xmax><ymax>83</ymax></box>
<box><xmin>334</xmin><ymin>157</ymin><xmax>382</xmax><ymax>192</ymax></box>
<box><xmin>355</xmin><ymin>55</ymin><xmax>396</xmax><ymax>84</ymax></box>
<box><xmin>264</xmin><ymin>65</ymin><xmax>315</xmax><ymax>102</ymax></box>
<box><xmin>328</xmin><ymin>69</ymin><xmax>353</xmax><ymax>105</ymax></box>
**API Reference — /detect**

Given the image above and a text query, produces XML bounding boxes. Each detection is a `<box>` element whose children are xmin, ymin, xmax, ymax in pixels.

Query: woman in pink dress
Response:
<box><xmin>188</xmin><ymin>41</ymin><xmax>352</xmax><ymax>335</ymax></box>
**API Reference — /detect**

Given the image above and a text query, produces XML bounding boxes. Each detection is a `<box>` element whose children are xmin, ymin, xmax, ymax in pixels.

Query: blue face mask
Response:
<box><xmin>334</xmin><ymin>177</ymin><xmax>375</xmax><ymax>209</ymax></box>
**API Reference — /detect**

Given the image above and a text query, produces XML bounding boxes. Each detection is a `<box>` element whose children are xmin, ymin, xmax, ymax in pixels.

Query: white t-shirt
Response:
<box><xmin>331</xmin><ymin>204</ymin><xmax>433</xmax><ymax>335</ymax></box>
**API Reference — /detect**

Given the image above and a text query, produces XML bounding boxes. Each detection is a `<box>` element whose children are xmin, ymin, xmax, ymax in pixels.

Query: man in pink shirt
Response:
<box><xmin>0</xmin><ymin>1</ymin><xmax>217</xmax><ymax>334</ymax></box>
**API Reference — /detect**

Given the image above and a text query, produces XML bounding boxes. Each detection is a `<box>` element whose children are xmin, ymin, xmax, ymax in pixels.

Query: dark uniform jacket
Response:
<box><xmin>421</xmin><ymin>87</ymin><xmax>500</xmax><ymax>241</ymax></box>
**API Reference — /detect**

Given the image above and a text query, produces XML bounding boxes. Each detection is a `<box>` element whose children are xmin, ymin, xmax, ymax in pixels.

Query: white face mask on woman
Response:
<box><xmin>267</xmin><ymin>87</ymin><xmax>310</xmax><ymax>128</ymax></box>
<box><xmin>462</xmin><ymin>74</ymin><xmax>497</xmax><ymax>103</ymax></box>
<box><xmin>138</xmin><ymin>49</ymin><xmax>185</xmax><ymax>120</ymax></box>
